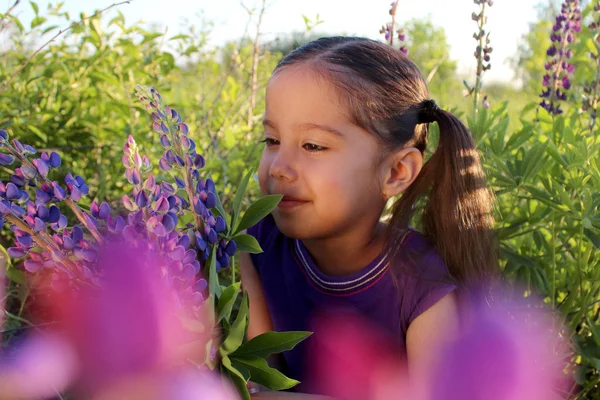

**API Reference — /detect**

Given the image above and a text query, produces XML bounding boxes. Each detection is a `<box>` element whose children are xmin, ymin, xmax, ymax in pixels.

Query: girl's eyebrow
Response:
<box><xmin>262</xmin><ymin>119</ymin><xmax>345</xmax><ymax>138</ymax></box>
<box><xmin>262</xmin><ymin>119</ymin><xmax>277</xmax><ymax>129</ymax></box>
<box><xmin>297</xmin><ymin>122</ymin><xmax>345</xmax><ymax>138</ymax></box>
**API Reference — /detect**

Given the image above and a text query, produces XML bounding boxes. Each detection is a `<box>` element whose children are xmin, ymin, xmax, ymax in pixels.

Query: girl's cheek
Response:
<box><xmin>257</xmin><ymin>156</ymin><xmax>270</xmax><ymax>195</ymax></box>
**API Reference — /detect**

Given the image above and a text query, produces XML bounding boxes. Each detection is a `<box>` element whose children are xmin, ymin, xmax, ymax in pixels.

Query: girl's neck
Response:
<box><xmin>302</xmin><ymin>221</ymin><xmax>387</xmax><ymax>277</ymax></box>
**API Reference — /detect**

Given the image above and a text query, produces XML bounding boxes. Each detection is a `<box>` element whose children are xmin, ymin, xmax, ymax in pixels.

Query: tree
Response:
<box><xmin>403</xmin><ymin>18</ymin><xmax>460</xmax><ymax>106</ymax></box>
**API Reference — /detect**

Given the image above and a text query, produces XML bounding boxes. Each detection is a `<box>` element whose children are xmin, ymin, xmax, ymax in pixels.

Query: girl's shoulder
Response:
<box><xmin>391</xmin><ymin>228</ymin><xmax>451</xmax><ymax>279</ymax></box>
<box><xmin>390</xmin><ymin>229</ymin><xmax>458</xmax><ymax>328</ymax></box>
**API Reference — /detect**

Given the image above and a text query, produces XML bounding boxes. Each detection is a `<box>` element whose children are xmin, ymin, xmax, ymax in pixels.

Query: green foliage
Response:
<box><xmin>469</xmin><ymin>102</ymin><xmax>600</xmax><ymax>398</ymax></box>
<box><xmin>2</xmin><ymin>0</ymin><xmax>600</xmax><ymax>397</ymax></box>
<box><xmin>404</xmin><ymin>18</ymin><xmax>460</xmax><ymax>105</ymax></box>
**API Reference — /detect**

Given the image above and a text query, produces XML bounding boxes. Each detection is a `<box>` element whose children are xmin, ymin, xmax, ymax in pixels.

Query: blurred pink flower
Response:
<box><xmin>308</xmin><ymin>292</ymin><xmax>571</xmax><ymax>400</ymax></box>
<box><xmin>432</xmin><ymin>296</ymin><xmax>571</xmax><ymax>400</ymax></box>
<box><xmin>0</xmin><ymin>241</ymin><xmax>237</xmax><ymax>399</ymax></box>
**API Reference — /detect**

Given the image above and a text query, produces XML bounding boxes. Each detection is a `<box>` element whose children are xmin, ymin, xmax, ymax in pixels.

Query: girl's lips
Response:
<box><xmin>277</xmin><ymin>196</ymin><xmax>309</xmax><ymax>209</ymax></box>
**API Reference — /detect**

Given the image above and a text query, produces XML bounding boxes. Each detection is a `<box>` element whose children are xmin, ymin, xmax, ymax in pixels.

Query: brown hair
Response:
<box><xmin>273</xmin><ymin>37</ymin><xmax>499</xmax><ymax>295</ymax></box>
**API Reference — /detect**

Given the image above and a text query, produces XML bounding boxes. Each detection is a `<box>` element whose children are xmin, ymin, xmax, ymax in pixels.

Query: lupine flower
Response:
<box><xmin>468</xmin><ymin>0</ymin><xmax>493</xmax><ymax>112</ymax></box>
<box><xmin>482</xmin><ymin>95</ymin><xmax>490</xmax><ymax>109</ymax></box>
<box><xmin>582</xmin><ymin>4</ymin><xmax>600</xmax><ymax>129</ymax></box>
<box><xmin>134</xmin><ymin>85</ymin><xmax>237</xmax><ymax>272</ymax></box>
<box><xmin>540</xmin><ymin>0</ymin><xmax>582</xmax><ymax>115</ymax></box>
<box><xmin>0</xmin><ymin>86</ymin><xmax>240</xmax><ymax>396</ymax></box>
<box><xmin>379</xmin><ymin>1</ymin><xmax>408</xmax><ymax>55</ymax></box>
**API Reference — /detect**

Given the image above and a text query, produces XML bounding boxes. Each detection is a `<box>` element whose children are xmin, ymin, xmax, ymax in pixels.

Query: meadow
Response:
<box><xmin>0</xmin><ymin>0</ymin><xmax>599</xmax><ymax>398</ymax></box>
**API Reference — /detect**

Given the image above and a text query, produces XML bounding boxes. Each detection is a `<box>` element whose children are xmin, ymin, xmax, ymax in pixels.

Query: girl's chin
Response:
<box><xmin>272</xmin><ymin>214</ymin><xmax>315</xmax><ymax>240</ymax></box>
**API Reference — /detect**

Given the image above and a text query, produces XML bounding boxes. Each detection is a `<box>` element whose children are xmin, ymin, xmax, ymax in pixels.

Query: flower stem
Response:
<box><xmin>473</xmin><ymin>2</ymin><xmax>487</xmax><ymax>113</ymax></box>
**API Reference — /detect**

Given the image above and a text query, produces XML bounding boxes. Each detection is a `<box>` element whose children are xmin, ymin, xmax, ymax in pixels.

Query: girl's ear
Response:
<box><xmin>380</xmin><ymin>147</ymin><xmax>423</xmax><ymax>199</ymax></box>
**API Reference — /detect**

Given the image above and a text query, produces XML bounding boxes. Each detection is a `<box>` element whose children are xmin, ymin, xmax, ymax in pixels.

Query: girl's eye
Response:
<box><xmin>261</xmin><ymin>138</ymin><xmax>279</xmax><ymax>147</ymax></box>
<box><xmin>303</xmin><ymin>143</ymin><xmax>327</xmax><ymax>152</ymax></box>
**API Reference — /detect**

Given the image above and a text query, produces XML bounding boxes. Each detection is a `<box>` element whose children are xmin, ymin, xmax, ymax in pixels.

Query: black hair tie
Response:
<box><xmin>418</xmin><ymin>99</ymin><xmax>440</xmax><ymax>124</ymax></box>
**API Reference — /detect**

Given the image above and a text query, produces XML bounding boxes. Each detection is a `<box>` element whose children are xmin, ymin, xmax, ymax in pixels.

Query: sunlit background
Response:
<box><xmin>12</xmin><ymin>0</ymin><xmax>541</xmax><ymax>84</ymax></box>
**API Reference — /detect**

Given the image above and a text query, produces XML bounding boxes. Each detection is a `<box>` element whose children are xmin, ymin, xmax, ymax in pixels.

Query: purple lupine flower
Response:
<box><xmin>174</xmin><ymin>176</ymin><xmax>186</xmax><ymax>189</ymax></box>
<box><xmin>160</xmin><ymin>135</ymin><xmax>171</xmax><ymax>147</ymax></box>
<box><xmin>134</xmin><ymin>84</ymin><xmax>235</xmax><ymax>273</ymax></box>
<box><xmin>379</xmin><ymin>2</ymin><xmax>408</xmax><ymax>54</ymax></box>
<box><xmin>11</xmin><ymin>172</ymin><xmax>25</xmax><ymax>187</ymax></box>
<box><xmin>179</xmin><ymin>123</ymin><xmax>189</xmax><ymax>135</ymax></box>
<box><xmin>12</xmin><ymin>139</ymin><xmax>24</xmax><ymax>154</ymax></box>
<box><xmin>98</xmin><ymin>202</ymin><xmax>111</xmax><ymax>220</ymax></box>
<box><xmin>7</xmin><ymin>247</ymin><xmax>26</xmax><ymax>258</ymax></box>
<box><xmin>122</xmin><ymin>195</ymin><xmax>136</xmax><ymax>211</ymax></box>
<box><xmin>582</xmin><ymin>5</ymin><xmax>600</xmax><ymax>128</ymax></box>
<box><xmin>33</xmin><ymin>158</ymin><xmax>50</xmax><ymax>177</ymax></box>
<box><xmin>214</xmin><ymin>216</ymin><xmax>226</xmax><ymax>233</ymax></box>
<box><xmin>53</xmin><ymin>214</ymin><xmax>68</xmax><ymax>231</ymax></box>
<box><xmin>21</xmin><ymin>165</ymin><xmax>37</xmax><ymax>180</ymax></box>
<box><xmin>160</xmin><ymin>121</ymin><xmax>169</xmax><ymax>134</ymax></box>
<box><xmin>48</xmin><ymin>152</ymin><xmax>61</xmax><ymax>168</ymax></box>
<box><xmin>0</xmin><ymin>199</ymin><xmax>11</xmax><ymax>214</ymax></box>
<box><xmin>16</xmin><ymin>234</ymin><xmax>33</xmax><ymax>247</ymax></box>
<box><xmin>65</xmin><ymin>174</ymin><xmax>89</xmax><ymax>200</ymax></box>
<box><xmin>162</xmin><ymin>213</ymin><xmax>176</xmax><ymax>233</ymax></box>
<box><xmin>540</xmin><ymin>0</ymin><xmax>581</xmax><ymax>115</ymax></box>
<box><xmin>6</xmin><ymin>182</ymin><xmax>20</xmax><ymax>200</ymax></box>
<box><xmin>125</xmin><ymin>168</ymin><xmax>141</xmax><ymax>185</ymax></box>
<box><xmin>134</xmin><ymin>190</ymin><xmax>149</xmax><ymax>208</ymax></box>
<box><xmin>225</xmin><ymin>240</ymin><xmax>237</xmax><ymax>257</ymax></box>
<box><xmin>48</xmin><ymin>205</ymin><xmax>60</xmax><ymax>223</ymax></box>
<box><xmin>0</xmin><ymin>153</ymin><xmax>14</xmax><ymax>165</ymax></box>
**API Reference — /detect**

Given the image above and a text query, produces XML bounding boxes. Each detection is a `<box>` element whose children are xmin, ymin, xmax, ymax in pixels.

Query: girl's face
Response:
<box><xmin>258</xmin><ymin>64</ymin><xmax>386</xmax><ymax>240</ymax></box>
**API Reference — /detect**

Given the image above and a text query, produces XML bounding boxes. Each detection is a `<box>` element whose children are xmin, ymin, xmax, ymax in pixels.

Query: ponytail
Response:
<box><xmin>388</xmin><ymin>101</ymin><xmax>499</xmax><ymax>295</ymax></box>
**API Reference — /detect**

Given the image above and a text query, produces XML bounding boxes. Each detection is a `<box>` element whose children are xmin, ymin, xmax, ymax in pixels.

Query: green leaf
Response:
<box><xmin>546</xmin><ymin>141</ymin><xmax>568</xmax><ymax>168</ymax></box>
<box><xmin>217</xmin><ymin>282</ymin><xmax>241</xmax><ymax>323</ymax></box>
<box><xmin>141</xmin><ymin>32</ymin><xmax>163</xmax><ymax>44</ymax></box>
<box><xmin>41</xmin><ymin>25</ymin><xmax>59</xmax><ymax>35</ymax></box>
<box><xmin>584</xmin><ymin>229</ymin><xmax>600</xmax><ymax>249</ymax></box>
<box><xmin>6</xmin><ymin>267</ymin><xmax>26</xmax><ymax>286</ymax></box>
<box><xmin>169</xmin><ymin>34</ymin><xmax>191</xmax><ymax>41</ymax></box>
<box><xmin>31</xmin><ymin>16</ymin><xmax>46</xmax><ymax>29</ymax></box>
<box><xmin>9</xmin><ymin>15</ymin><xmax>24</xmax><ymax>32</ymax></box>
<box><xmin>230</xmin><ymin>356</ymin><xmax>300</xmax><ymax>391</ymax></box>
<box><xmin>232</xmin><ymin>331</ymin><xmax>312</xmax><ymax>359</ymax></box>
<box><xmin>500</xmin><ymin>246</ymin><xmax>539</xmax><ymax>270</ymax></box>
<box><xmin>235</xmin><ymin>194</ymin><xmax>283</xmax><ymax>235</ymax></box>
<box><xmin>222</xmin><ymin>356</ymin><xmax>251</xmax><ymax>400</ymax></box>
<box><xmin>182</xmin><ymin>45</ymin><xmax>199</xmax><ymax>56</ymax></box>
<box><xmin>30</xmin><ymin>1</ymin><xmax>39</xmax><ymax>15</ymax></box>
<box><xmin>522</xmin><ymin>141</ymin><xmax>549</xmax><ymax>182</ymax></box>
<box><xmin>587</xmin><ymin>317</ymin><xmax>600</xmax><ymax>347</ymax></box>
<box><xmin>220</xmin><ymin>292</ymin><xmax>249</xmax><ymax>356</ymax></box>
<box><xmin>207</xmin><ymin>246</ymin><xmax>221</xmax><ymax>297</ymax></box>
<box><xmin>232</xmin><ymin>168</ymin><xmax>254</xmax><ymax>233</ymax></box>
<box><xmin>232</xmin><ymin>234</ymin><xmax>262</xmax><ymax>254</ymax></box>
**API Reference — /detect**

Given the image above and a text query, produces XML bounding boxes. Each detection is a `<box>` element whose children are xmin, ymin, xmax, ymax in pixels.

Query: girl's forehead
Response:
<box><xmin>265</xmin><ymin>64</ymin><xmax>350</xmax><ymax>124</ymax></box>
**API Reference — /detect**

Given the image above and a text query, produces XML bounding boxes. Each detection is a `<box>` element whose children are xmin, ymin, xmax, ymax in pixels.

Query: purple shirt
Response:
<box><xmin>248</xmin><ymin>215</ymin><xmax>456</xmax><ymax>392</ymax></box>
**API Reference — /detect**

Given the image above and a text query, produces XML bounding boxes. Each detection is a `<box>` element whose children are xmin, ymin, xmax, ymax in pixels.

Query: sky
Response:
<box><xmin>7</xmin><ymin>0</ymin><xmax>545</xmax><ymax>83</ymax></box>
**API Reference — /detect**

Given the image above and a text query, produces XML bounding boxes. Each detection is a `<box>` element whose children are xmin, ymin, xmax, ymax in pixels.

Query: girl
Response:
<box><xmin>240</xmin><ymin>36</ymin><xmax>498</xmax><ymax>398</ymax></box>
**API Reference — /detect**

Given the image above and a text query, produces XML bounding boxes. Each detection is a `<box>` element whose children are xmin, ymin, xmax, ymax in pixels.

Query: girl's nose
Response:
<box><xmin>269</xmin><ymin>148</ymin><xmax>297</xmax><ymax>182</ymax></box>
